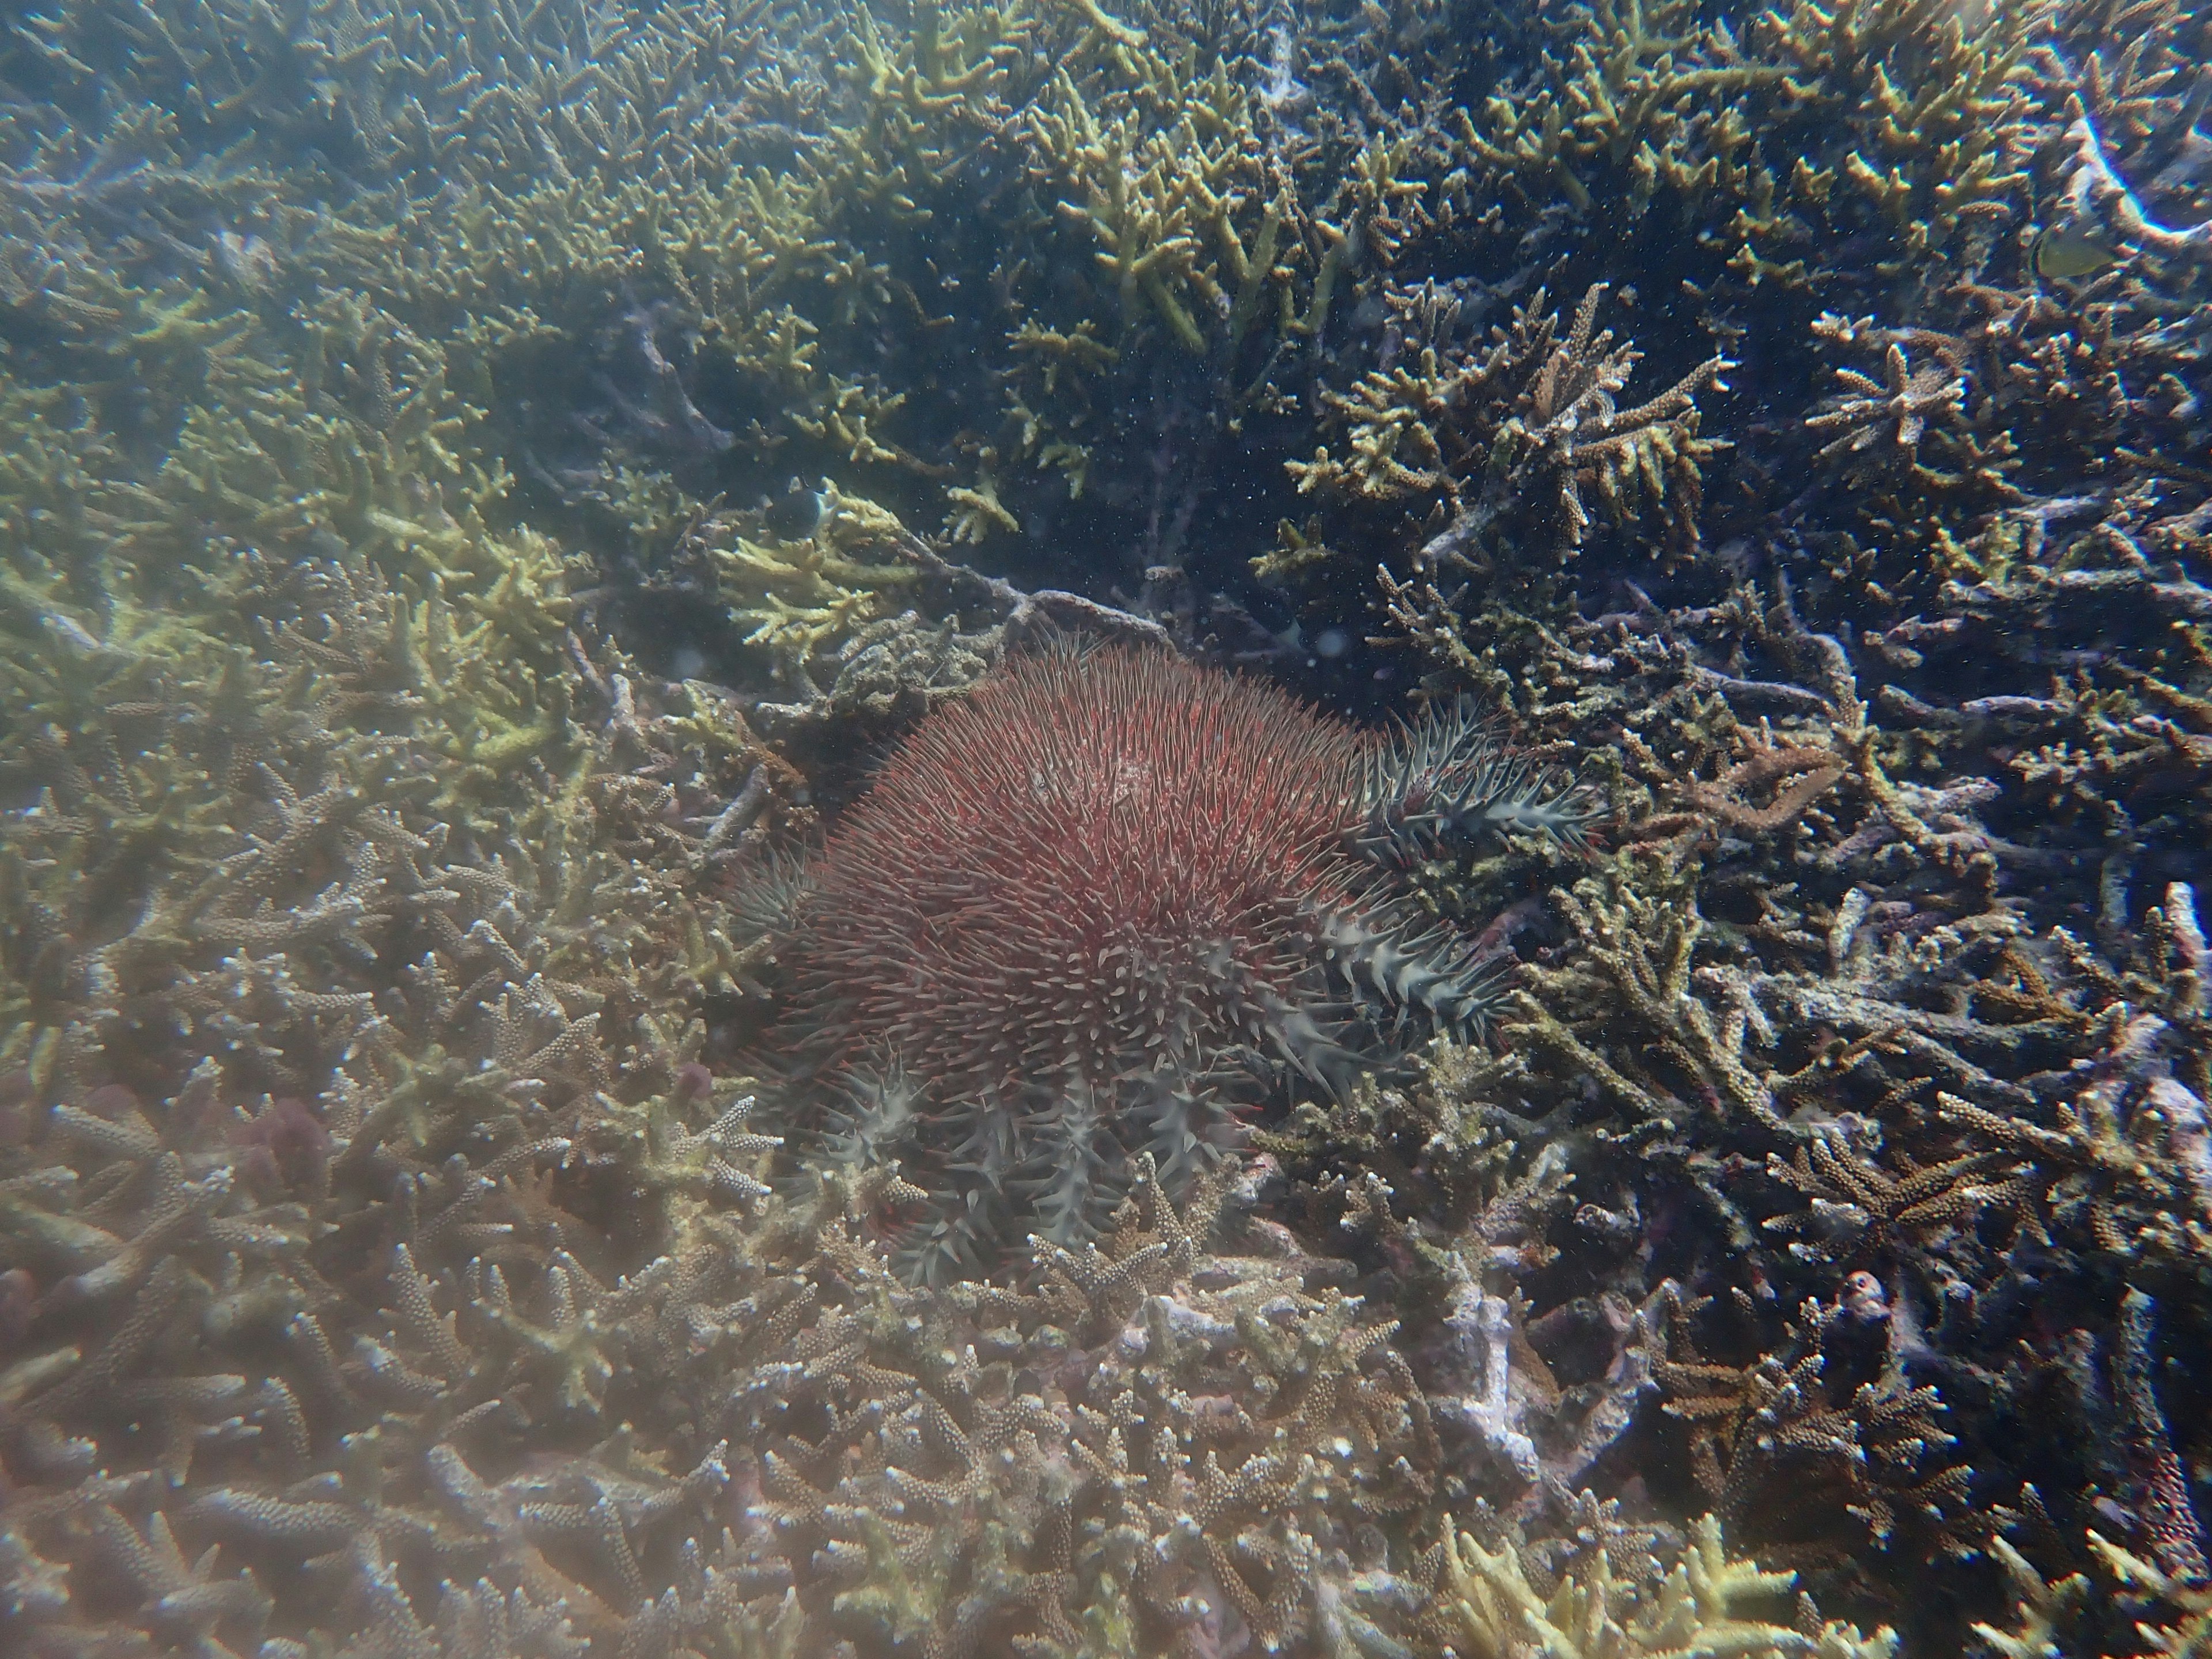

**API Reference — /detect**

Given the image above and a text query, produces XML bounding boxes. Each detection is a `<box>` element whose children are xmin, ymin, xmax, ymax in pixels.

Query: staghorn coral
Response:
<box><xmin>668</xmin><ymin>484</ymin><xmax>929</xmax><ymax>703</ymax></box>
<box><xmin>0</xmin><ymin>713</ymin><xmax>1457</xmax><ymax>1657</ymax></box>
<box><xmin>1432</xmin><ymin>1509</ymin><xmax>1900</xmax><ymax>1659</ymax></box>
<box><xmin>1930</xmin><ymin>900</ymin><xmax>2212</xmax><ymax>1271</ymax></box>
<box><xmin>583</xmin><ymin>1152</ymin><xmax>1445</xmax><ymax>1658</ymax></box>
<box><xmin>1256</xmin><ymin>1031</ymin><xmax>1673</xmax><ymax>1517</ymax></box>
<box><xmin>1512</xmin><ymin>870</ymin><xmax>1802</xmax><ymax>1138</ymax></box>
<box><xmin>1972</xmin><ymin>1527</ymin><xmax>2212</xmax><ymax>1659</ymax></box>
<box><xmin>1805</xmin><ymin>321</ymin><xmax>1975</xmax><ymax>468</ymax></box>
<box><xmin>1259</xmin><ymin>1036</ymin><xmax>1579</xmax><ymax>1268</ymax></box>
<box><xmin>653</xmin><ymin>499</ymin><xmax>1188</xmax><ymax>738</ymax></box>
<box><xmin>3</xmin><ymin>0</ymin><xmax>2212</xmax><ymax>1653</ymax></box>
<box><xmin>1647</xmin><ymin>1285</ymin><xmax>1981</xmax><ymax>1572</ymax></box>
<box><xmin>1290</xmin><ymin>283</ymin><xmax>1729</xmax><ymax>573</ymax></box>
<box><xmin>1425</xmin><ymin>0</ymin><xmax>2043</xmax><ymax>293</ymax></box>
<box><xmin>1344</xmin><ymin>560</ymin><xmax>2212</xmax><ymax>1637</ymax></box>
<box><xmin>1028</xmin><ymin>60</ymin><xmax>1281</xmax><ymax>357</ymax></box>
<box><xmin>0</xmin><ymin>510</ymin><xmax>836</xmax><ymax>1654</ymax></box>
<box><xmin>1762</xmin><ymin>1132</ymin><xmax>2028</xmax><ymax>1271</ymax></box>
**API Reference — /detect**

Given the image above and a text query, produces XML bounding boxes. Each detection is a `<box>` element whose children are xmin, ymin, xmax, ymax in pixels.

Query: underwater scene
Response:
<box><xmin>1</xmin><ymin>0</ymin><xmax>2210</xmax><ymax>1652</ymax></box>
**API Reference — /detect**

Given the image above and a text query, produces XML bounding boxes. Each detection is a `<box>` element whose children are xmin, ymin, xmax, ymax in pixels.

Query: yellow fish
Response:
<box><xmin>2033</xmin><ymin>221</ymin><xmax>2120</xmax><ymax>283</ymax></box>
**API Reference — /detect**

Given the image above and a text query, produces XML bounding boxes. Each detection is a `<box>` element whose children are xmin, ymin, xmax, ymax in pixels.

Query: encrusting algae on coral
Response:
<box><xmin>2</xmin><ymin>0</ymin><xmax>2211</xmax><ymax>1650</ymax></box>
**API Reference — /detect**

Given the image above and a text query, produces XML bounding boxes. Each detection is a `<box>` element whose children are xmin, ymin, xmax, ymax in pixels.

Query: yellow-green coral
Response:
<box><xmin>688</xmin><ymin>484</ymin><xmax>925</xmax><ymax>688</ymax></box>
<box><xmin>1446</xmin><ymin>0</ymin><xmax>2040</xmax><ymax>286</ymax></box>
<box><xmin>1438</xmin><ymin>1512</ymin><xmax>1901</xmax><ymax>1658</ymax></box>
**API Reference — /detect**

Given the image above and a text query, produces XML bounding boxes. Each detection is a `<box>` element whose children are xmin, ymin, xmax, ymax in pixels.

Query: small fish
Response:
<box><xmin>2032</xmin><ymin>221</ymin><xmax>2119</xmax><ymax>283</ymax></box>
<box><xmin>763</xmin><ymin>478</ymin><xmax>825</xmax><ymax>540</ymax></box>
<box><xmin>210</xmin><ymin>228</ymin><xmax>280</xmax><ymax>290</ymax></box>
<box><xmin>43</xmin><ymin>610</ymin><xmax>106</xmax><ymax>654</ymax></box>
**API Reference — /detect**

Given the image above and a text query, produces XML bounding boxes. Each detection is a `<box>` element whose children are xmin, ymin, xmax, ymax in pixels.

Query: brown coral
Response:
<box><xmin>1291</xmin><ymin>283</ymin><xmax>1729</xmax><ymax>569</ymax></box>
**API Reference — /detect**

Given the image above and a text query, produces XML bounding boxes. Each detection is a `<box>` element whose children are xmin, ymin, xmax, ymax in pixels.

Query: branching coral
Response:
<box><xmin>13</xmin><ymin>799</ymin><xmax>1406</xmax><ymax>1657</ymax></box>
<box><xmin>671</xmin><ymin>484</ymin><xmax>926</xmax><ymax>700</ymax></box>
<box><xmin>1435</xmin><ymin>0</ymin><xmax>2040</xmax><ymax>288</ymax></box>
<box><xmin>1931</xmin><ymin>897</ymin><xmax>2212</xmax><ymax>1270</ymax></box>
<box><xmin>1339</xmin><ymin>559</ymin><xmax>2212</xmax><ymax>1635</ymax></box>
<box><xmin>1514</xmin><ymin>872</ymin><xmax>1799</xmax><ymax>1137</ymax></box>
<box><xmin>1649</xmin><ymin>1287</ymin><xmax>1979</xmax><ymax>1569</ymax></box>
<box><xmin>671</xmin><ymin>1156</ymin><xmax>1446</xmax><ymax>1657</ymax></box>
<box><xmin>1029</xmin><ymin>63</ymin><xmax>1271</xmax><ymax>355</ymax></box>
<box><xmin>1806</xmin><ymin>323</ymin><xmax>1974</xmax><ymax>466</ymax></box>
<box><xmin>1433</xmin><ymin>1509</ymin><xmax>1900</xmax><ymax>1658</ymax></box>
<box><xmin>2</xmin><ymin>0</ymin><xmax>2210</xmax><ymax>1655</ymax></box>
<box><xmin>1292</xmin><ymin>283</ymin><xmax>1729</xmax><ymax>568</ymax></box>
<box><xmin>1763</xmin><ymin>1132</ymin><xmax>2027</xmax><ymax>1268</ymax></box>
<box><xmin>0</xmin><ymin>546</ymin><xmax>817</xmax><ymax>1659</ymax></box>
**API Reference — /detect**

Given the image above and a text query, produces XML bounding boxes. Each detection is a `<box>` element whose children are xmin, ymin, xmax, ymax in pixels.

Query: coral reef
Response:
<box><xmin>2</xmin><ymin>0</ymin><xmax>2210</xmax><ymax>1649</ymax></box>
<box><xmin>1290</xmin><ymin>282</ymin><xmax>1730</xmax><ymax>575</ymax></box>
<box><xmin>1434</xmin><ymin>1510</ymin><xmax>1900</xmax><ymax>1658</ymax></box>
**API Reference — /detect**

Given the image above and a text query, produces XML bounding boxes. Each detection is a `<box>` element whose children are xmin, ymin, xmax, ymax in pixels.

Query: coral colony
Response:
<box><xmin>0</xmin><ymin>0</ymin><xmax>2208</xmax><ymax>1652</ymax></box>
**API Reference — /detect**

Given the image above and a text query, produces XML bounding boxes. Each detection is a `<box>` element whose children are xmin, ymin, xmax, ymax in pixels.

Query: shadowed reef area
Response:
<box><xmin>1</xmin><ymin>0</ymin><xmax>2210</xmax><ymax>1651</ymax></box>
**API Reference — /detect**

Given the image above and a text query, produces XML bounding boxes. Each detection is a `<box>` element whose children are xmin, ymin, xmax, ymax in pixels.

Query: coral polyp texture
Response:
<box><xmin>772</xmin><ymin>643</ymin><xmax>1573</xmax><ymax>1278</ymax></box>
